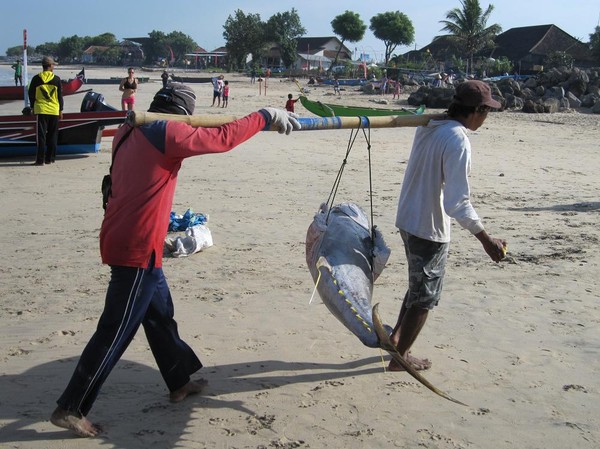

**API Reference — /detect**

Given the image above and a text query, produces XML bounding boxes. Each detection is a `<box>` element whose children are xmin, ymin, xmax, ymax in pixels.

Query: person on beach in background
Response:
<box><xmin>380</xmin><ymin>72</ymin><xmax>388</xmax><ymax>95</ymax></box>
<box><xmin>161</xmin><ymin>70</ymin><xmax>169</xmax><ymax>88</ymax></box>
<box><xmin>28</xmin><ymin>56</ymin><xmax>63</xmax><ymax>165</ymax></box>
<box><xmin>49</xmin><ymin>83</ymin><xmax>301</xmax><ymax>438</ymax></box>
<box><xmin>333</xmin><ymin>78</ymin><xmax>341</xmax><ymax>96</ymax></box>
<box><xmin>221</xmin><ymin>80</ymin><xmax>229</xmax><ymax>108</ymax></box>
<box><xmin>389</xmin><ymin>80</ymin><xmax>507</xmax><ymax>372</ymax></box>
<box><xmin>392</xmin><ymin>79</ymin><xmax>401</xmax><ymax>99</ymax></box>
<box><xmin>211</xmin><ymin>74</ymin><xmax>224</xmax><ymax>107</ymax></box>
<box><xmin>285</xmin><ymin>93</ymin><xmax>299</xmax><ymax>113</ymax></box>
<box><xmin>119</xmin><ymin>67</ymin><xmax>138</xmax><ymax>111</ymax></box>
<box><xmin>11</xmin><ymin>59</ymin><xmax>23</xmax><ymax>86</ymax></box>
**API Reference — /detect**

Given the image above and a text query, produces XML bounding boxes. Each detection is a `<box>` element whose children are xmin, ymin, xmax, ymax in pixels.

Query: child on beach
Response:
<box><xmin>222</xmin><ymin>80</ymin><xmax>229</xmax><ymax>108</ymax></box>
<box><xmin>285</xmin><ymin>93</ymin><xmax>299</xmax><ymax>113</ymax></box>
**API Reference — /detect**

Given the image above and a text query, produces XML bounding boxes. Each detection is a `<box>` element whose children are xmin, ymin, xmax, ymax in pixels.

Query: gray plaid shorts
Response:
<box><xmin>400</xmin><ymin>230</ymin><xmax>449</xmax><ymax>310</ymax></box>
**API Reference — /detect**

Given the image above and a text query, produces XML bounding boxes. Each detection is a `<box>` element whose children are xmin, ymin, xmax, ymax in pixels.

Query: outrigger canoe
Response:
<box><xmin>299</xmin><ymin>95</ymin><xmax>425</xmax><ymax>117</ymax></box>
<box><xmin>0</xmin><ymin>68</ymin><xmax>87</xmax><ymax>103</ymax></box>
<box><xmin>0</xmin><ymin>91</ymin><xmax>126</xmax><ymax>158</ymax></box>
<box><xmin>85</xmin><ymin>76</ymin><xmax>150</xmax><ymax>85</ymax></box>
<box><xmin>319</xmin><ymin>78</ymin><xmax>367</xmax><ymax>86</ymax></box>
<box><xmin>169</xmin><ymin>75</ymin><xmax>213</xmax><ymax>83</ymax></box>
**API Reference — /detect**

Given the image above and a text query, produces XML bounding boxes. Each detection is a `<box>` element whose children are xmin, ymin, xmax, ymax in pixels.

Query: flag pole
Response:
<box><xmin>23</xmin><ymin>29</ymin><xmax>29</xmax><ymax>110</ymax></box>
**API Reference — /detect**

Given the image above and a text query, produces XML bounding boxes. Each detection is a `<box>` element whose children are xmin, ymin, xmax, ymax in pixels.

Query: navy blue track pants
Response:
<box><xmin>57</xmin><ymin>259</ymin><xmax>202</xmax><ymax>416</ymax></box>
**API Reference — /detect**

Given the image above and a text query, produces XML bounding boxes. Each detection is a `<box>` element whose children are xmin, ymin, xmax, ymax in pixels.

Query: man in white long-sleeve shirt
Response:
<box><xmin>389</xmin><ymin>80</ymin><xmax>507</xmax><ymax>372</ymax></box>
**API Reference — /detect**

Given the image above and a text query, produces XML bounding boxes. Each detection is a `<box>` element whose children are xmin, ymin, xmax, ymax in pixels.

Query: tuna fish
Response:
<box><xmin>306</xmin><ymin>202</ymin><xmax>392</xmax><ymax>348</ymax></box>
<box><xmin>306</xmin><ymin>202</ymin><xmax>467</xmax><ymax>405</ymax></box>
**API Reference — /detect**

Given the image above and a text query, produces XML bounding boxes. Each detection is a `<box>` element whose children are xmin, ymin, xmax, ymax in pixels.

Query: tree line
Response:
<box><xmin>4</xmin><ymin>30</ymin><xmax>197</xmax><ymax>67</ymax></box>
<box><xmin>5</xmin><ymin>2</ymin><xmax>600</xmax><ymax>72</ymax></box>
<box><xmin>4</xmin><ymin>7</ymin><xmax>416</xmax><ymax>70</ymax></box>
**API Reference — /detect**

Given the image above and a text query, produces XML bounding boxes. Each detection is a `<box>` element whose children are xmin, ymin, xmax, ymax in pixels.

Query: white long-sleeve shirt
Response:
<box><xmin>396</xmin><ymin>119</ymin><xmax>484</xmax><ymax>243</ymax></box>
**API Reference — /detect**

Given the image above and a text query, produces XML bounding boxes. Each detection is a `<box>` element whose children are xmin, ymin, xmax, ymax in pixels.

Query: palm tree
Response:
<box><xmin>439</xmin><ymin>0</ymin><xmax>501</xmax><ymax>76</ymax></box>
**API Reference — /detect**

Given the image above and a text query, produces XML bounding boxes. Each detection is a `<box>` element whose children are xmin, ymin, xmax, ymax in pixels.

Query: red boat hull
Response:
<box><xmin>0</xmin><ymin>69</ymin><xmax>86</xmax><ymax>103</ymax></box>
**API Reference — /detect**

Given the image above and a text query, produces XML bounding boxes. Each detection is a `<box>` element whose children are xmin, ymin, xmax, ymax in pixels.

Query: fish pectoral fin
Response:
<box><xmin>371</xmin><ymin>303</ymin><xmax>468</xmax><ymax>407</ymax></box>
<box><xmin>316</xmin><ymin>256</ymin><xmax>332</xmax><ymax>272</ymax></box>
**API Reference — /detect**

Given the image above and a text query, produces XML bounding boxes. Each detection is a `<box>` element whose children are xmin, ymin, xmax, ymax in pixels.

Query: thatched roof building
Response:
<box><xmin>490</xmin><ymin>24</ymin><xmax>593</xmax><ymax>72</ymax></box>
<box><xmin>399</xmin><ymin>24</ymin><xmax>594</xmax><ymax>74</ymax></box>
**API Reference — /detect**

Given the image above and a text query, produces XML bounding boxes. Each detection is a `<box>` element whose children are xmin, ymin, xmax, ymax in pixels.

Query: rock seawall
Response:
<box><xmin>404</xmin><ymin>67</ymin><xmax>600</xmax><ymax>113</ymax></box>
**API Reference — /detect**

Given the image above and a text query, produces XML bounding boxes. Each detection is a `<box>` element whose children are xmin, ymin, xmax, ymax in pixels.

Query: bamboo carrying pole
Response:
<box><xmin>129</xmin><ymin>111</ymin><xmax>447</xmax><ymax>131</ymax></box>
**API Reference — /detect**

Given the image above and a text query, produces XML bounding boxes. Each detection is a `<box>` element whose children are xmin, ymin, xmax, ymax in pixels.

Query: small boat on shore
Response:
<box><xmin>0</xmin><ymin>68</ymin><xmax>87</xmax><ymax>103</ymax></box>
<box><xmin>319</xmin><ymin>78</ymin><xmax>367</xmax><ymax>87</ymax></box>
<box><xmin>169</xmin><ymin>75</ymin><xmax>213</xmax><ymax>83</ymax></box>
<box><xmin>299</xmin><ymin>95</ymin><xmax>425</xmax><ymax>117</ymax></box>
<box><xmin>85</xmin><ymin>76</ymin><xmax>150</xmax><ymax>85</ymax></box>
<box><xmin>0</xmin><ymin>91</ymin><xmax>126</xmax><ymax>158</ymax></box>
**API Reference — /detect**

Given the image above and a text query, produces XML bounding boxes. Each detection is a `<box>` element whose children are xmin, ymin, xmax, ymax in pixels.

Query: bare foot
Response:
<box><xmin>50</xmin><ymin>407</ymin><xmax>102</xmax><ymax>437</ymax></box>
<box><xmin>169</xmin><ymin>378</ymin><xmax>208</xmax><ymax>403</ymax></box>
<box><xmin>387</xmin><ymin>353</ymin><xmax>432</xmax><ymax>372</ymax></box>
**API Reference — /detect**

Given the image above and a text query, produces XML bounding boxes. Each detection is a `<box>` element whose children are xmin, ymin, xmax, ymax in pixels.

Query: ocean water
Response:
<box><xmin>0</xmin><ymin>64</ymin><xmax>39</xmax><ymax>86</ymax></box>
<box><xmin>1</xmin><ymin>65</ymin><xmax>15</xmax><ymax>85</ymax></box>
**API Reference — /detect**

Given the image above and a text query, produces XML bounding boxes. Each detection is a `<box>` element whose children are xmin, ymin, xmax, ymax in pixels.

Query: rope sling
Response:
<box><xmin>324</xmin><ymin>117</ymin><xmax>377</xmax><ymax>243</ymax></box>
<box><xmin>308</xmin><ymin>118</ymin><xmax>377</xmax><ymax>306</ymax></box>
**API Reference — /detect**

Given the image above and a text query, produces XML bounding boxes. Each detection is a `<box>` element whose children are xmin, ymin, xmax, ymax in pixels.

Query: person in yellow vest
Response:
<box><xmin>28</xmin><ymin>56</ymin><xmax>63</xmax><ymax>165</ymax></box>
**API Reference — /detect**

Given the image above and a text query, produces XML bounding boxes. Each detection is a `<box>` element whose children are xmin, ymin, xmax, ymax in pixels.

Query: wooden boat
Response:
<box><xmin>319</xmin><ymin>78</ymin><xmax>367</xmax><ymax>86</ymax></box>
<box><xmin>0</xmin><ymin>91</ymin><xmax>127</xmax><ymax>158</ymax></box>
<box><xmin>169</xmin><ymin>75</ymin><xmax>213</xmax><ymax>83</ymax></box>
<box><xmin>0</xmin><ymin>68</ymin><xmax>87</xmax><ymax>103</ymax></box>
<box><xmin>299</xmin><ymin>95</ymin><xmax>426</xmax><ymax>117</ymax></box>
<box><xmin>85</xmin><ymin>76</ymin><xmax>150</xmax><ymax>84</ymax></box>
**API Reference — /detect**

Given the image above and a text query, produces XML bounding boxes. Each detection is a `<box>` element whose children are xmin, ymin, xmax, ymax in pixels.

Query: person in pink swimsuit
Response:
<box><xmin>119</xmin><ymin>67</ymin><xmax>138</xmax><ymax>111</ymax></box>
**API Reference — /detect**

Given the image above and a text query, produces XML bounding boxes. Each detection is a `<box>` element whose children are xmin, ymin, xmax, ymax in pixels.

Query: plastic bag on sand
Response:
<box><xmin>168</xmin><ymin>209</ymin><xmax>208</xmax><ymax>232</ymax></box>
<box><xmin>164</xmin><ymin>224</ymin><xmax>213</xmax><ymax>258</ymax></box>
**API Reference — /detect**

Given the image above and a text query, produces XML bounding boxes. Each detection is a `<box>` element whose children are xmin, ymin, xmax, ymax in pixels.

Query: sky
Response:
<box><xmin>2</xmin><ymin>0</ymin><xmax>598</xmax><ymax>62</ymax></box>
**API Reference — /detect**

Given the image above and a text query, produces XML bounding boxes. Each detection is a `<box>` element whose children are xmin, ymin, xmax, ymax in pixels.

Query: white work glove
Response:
<box><xmin>262</xmin><ymin>107</ymin><xmax>301</xmax><ymax>135</ymax></box>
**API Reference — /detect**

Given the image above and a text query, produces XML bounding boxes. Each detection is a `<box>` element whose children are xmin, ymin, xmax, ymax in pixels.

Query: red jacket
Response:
<box><xmin>100</xmin><ymin>111</ymin><xmax>270</xmax><ymax>267</ymax></box>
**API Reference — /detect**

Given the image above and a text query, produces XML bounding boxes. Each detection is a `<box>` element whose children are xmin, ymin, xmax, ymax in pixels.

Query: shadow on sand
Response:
<box><xmin>0</xmin><ymin>355</ymin><xmax>382</xmax><ymax>447</ymax></box>
<box><xmin>508</xmin><ymin>202</ymin><xmax>600</xmax><ymax>213</ymax></box>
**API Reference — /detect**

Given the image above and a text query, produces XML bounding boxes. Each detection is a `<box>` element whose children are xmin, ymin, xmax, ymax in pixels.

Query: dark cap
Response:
<box><xmin>453</xmin><ymin>80</ymin><xmax>500</xmax><ymax>109</ymax></box>
<box><xmin>42</xmin><ymin>56</ymin><xmax>58</xmax><ymax>67</ymax></box>
<box><xmin>148</xmin><ymin>83</ymin><xmax>196</xmax><ymax>115</ymax></box>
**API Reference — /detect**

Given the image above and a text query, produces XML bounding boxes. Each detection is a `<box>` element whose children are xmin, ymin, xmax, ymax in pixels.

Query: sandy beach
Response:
<box><xmin>1</xmin><ymin>66</ymin><xmax>599</xmax><ymax>448</ymax></box>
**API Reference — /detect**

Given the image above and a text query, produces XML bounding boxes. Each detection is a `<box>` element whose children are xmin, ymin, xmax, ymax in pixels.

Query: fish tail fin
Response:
<box><xmin>372</xmin><ymin>303</ymin><xmax>468</xmax><ymax>406</ymax></box>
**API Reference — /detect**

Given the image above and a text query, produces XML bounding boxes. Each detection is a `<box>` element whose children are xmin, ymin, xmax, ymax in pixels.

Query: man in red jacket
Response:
<box><xmin>50</xmin><ymin>83</ymin><xmax>300</xmax><ymax>437</ymax></box>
